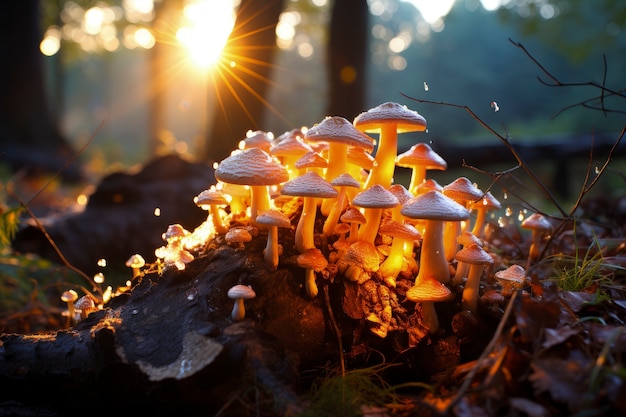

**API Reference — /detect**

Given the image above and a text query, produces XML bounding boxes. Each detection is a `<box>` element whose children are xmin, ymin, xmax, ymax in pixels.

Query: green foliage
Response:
<box><xmin>297</xmin><ymin>364</ymin><xmax>432</xmax><ymax>417</ymax></box>
<box><xmin>546</xmin><ymin>234</ymin><xmax>621</xmax><ymax>292</ymax></box>
<box><xmin>0</xmin><ymin>206</ymin><xmax>24</xmax><ymax>248</ymax></box>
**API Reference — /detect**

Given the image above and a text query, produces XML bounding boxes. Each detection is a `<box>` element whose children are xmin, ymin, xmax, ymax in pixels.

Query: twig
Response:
<box><xmin>445</xmin><ymin>290</ymin><xmax>519</xmax><ymax>413</ymax></box>
<box><xmin>324</xmin><ymin>285</ymin><xmax>345</xmax><ymax>376</ymax></box>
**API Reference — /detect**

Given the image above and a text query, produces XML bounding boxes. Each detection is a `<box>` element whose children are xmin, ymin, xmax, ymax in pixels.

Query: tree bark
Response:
<box><xmin>201</xmin><ymin>0</ymin><xmax>284</xmax><ymax>165</ymax></box>
<box><xmin>0</xmin><ymin>0</ymin><xmax>81</xmax><ymax>180</ymax></box>
<box><xmin>327</xmin><ymin>0</ymin><xmax>368</xmax><ymax>120</ymax></box>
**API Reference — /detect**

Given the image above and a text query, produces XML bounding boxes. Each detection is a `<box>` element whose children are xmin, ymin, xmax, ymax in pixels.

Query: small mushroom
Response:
<box><xmin>494</xmin><ymin>264</ymin><xmax>527</xmax><ymax>297</ymax></box>
<box><xmin>125</xmin><ymin>254</ymin><xmax>145</xmax><ymax>280</ymax></box>
<box><xmin>469</xmin><ymin>191</ymin><xmax>501</xmax><ymax>239</ymax></box>
<box><xmin>227</xmin><ymin>284</ymin><xmax>256</xmax><ymax>322</ymax></box>
<box><xmin>255</xmin><ymin>209</ymin><xmax>292</xmax><ymax>270</ymax></box>
<box><xmin>225</xmin><ymin>227</ymin><xmax>252</xmax><ymax>249</ymax></box>
<box><xmin>442</xmin><ymin>177</ymin><xmax>483</xmax><ymax>261</ymax></box>
<box><xmin>521</xmin><ymin>212</ymin><xmax>552</xmax><ymax>268</ymax></box>
<box><xmin>194</xmin><ymin>188</ymin><xmax>230</xmax><ymax>234</ymax></box>
<box><xmin>378</xmin><ymin>220</ymin><xmax>421</xmax><ymax>287</ymax></box>
<box><xmin>60</xmin><ymin>289</ymin><xmax>78</xmax><ymax>327</ymax></box>
<box><xmin>340</xmin><ymin>207</ymin><xmax>366</xmax><ymax>244</ymax></box>
<box><xmin>75</xmin><ymin>294</ymin><xmax>97</xmax><ymax>320</ymax></box>
<box><xmin>396</xmin><ymin>143</ymin><xmax>447</xmax><ymax>194</ymax></box>
<box><xmin>456</xmin><ymin>244</ymin><xmax>494</xmax><ymax>314</ymax></box>
<box><xmin>280</xmin><ymin>171</ymin><xmax>338</xmax><ymax>253</ymax></box>
<box><xmin>297</xmin><ymin>248</ymin><xmax>328</xmax><ymax>298</ymax></box>
<box><xmin>406</xmin><ymin>275</ymin><xmax>452</xmax><ymax>334</ymax></box>
<box><xmin>322</xmin><ymin>173</ymin><xmax>361</xmax><ymax>237</ymax></box>
<box><xmin>352</xmin><ymin>184</ymin><xmax>399</xmax><ymax>244</ymax></box>
<box><xmin>354</xmin><ymin>102</ymin><xmax>427</xmax><ymax>189</ymax></box>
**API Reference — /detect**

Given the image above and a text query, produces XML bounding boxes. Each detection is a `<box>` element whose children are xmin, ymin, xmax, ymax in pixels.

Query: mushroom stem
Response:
<box><xmin>461</xmin><ymin>264</ymin><xmax>484</xmax><ymax>314</ymax></box>
<box><xmin>357</xmin><ymin>207</ymin><xmax>383</xmax><ymax>244</ymax></box>
<box><xmin>407</xmin><ymin>166</ymin><xmax>427</xmax><ymax>195</ymax></box>
<box><xmin>378</xmin><ymin>237</ymin><xmax>406</xmax><ymax>287</ymax></box>
<box><xmin>443</xmin><ymin>220</ymin><xmax>462</xmax><ymax>261</ymax></box>
<box><xmin>304</xmin><ymin>268</ymin><xmax>319</xmax><ymax>298</ymax></box>
<box><xmin>365</xmin><ymin>123</ymin><xmax>397</xmax><ymax>189</ymax></box>
<box><xmin>264</xmin><ymin>226</ymin><xmax>279</xmax><ymax>269</ymax></box>
<box><xmin>416</xmin><ymin>220</ymin><xmax>450</xmax><ymax>284</ymax></box>
<box><xmin>471</xmin><ymin>208</ymin><xmax>488</xmax><ymax>238</ymax></box>
<box><xmin>209</xmin><ymin>204</ymin><xmax>228</xmax><ymax>234</ymax></box>
<box><xmin>295</xmin><ymin>197</ymin><xmax>319</xmax><ymax>253</ymax></box>
<box><xmin>250</xmin><ymin>185</ymin><xmax>271</xmax><ymax>223</ymax></box>
<box><xmin>420</xmin><ymin>301</ymin><xmax>439</xmax><ymax>334</ymax></box>
<box><xmin>231</xmin><ymin>298</ymin><xmax>246</xmax><ymax>322</ymax></box>
<box><xmin>322</xmin><ymin>186</ymin><xmax>348</xmax><ymax>237</ymax></box>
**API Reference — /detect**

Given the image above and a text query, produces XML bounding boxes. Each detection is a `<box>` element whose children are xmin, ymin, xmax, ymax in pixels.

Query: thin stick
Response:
<box><xmin>324</xmin><ymin>285</ymin><xmax>345</xmax><ymax>376</ymax></box>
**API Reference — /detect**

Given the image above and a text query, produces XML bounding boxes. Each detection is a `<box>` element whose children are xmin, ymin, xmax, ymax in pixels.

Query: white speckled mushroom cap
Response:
<box><xmin>406</xmin><ymin>275</ymin><xmax>451</xmax><ymax>302</ymax></box>
<box><xmin>396</xmin><ymin>143</ymin><xmax>447</xmax><ymax>170</ymax></box>
<box><xmin>401</xmin><ymin>190</ymin><xmax>470</xmax><ymax>221</ymax></box>
<box><xmin>352</xmin><ymin>184</ymin><xmax>399</xmax><ymax>209</ymax></box>
<box><xmin>227</xmin><ymin>284</ymin><xmax>256</xmax><ymax>299</ymax></box>
<box><xmin>280</xmin><ymin>171</ymin><xmax>339</xmax><ymax>198</ymax></box>
<box><xmin>305</xmin><ymin>116</ymin><xmax>375</xmax><ymax>152</ymax></box>
<box><xmin>255</xmin><ymin>209</ymin><xmax>291</xmax><ymax>229</ymax></box>
<box><xmin>442</xmin><ymin>177</ymin><xmax>483</xmax><ymax>204</ymax></box>
<box><xmin>455</xmin><ymin>244</ymin><xmax>493</xmax><ymax>265</ymax></box>
<box><xmin>354</xmin><ymin>102</ymin><xmax>427</xmax><ymax>133</ymax></box>
<box><xmin>215</xmin><ymin>148</ymin><xmax>289</xmax><ymax>186</ymax></box>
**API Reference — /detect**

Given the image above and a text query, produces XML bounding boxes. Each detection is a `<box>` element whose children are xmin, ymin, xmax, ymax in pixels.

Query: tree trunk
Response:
<box><xmin>0</xmin><ymin>0</ymin><xmax>81</xmax><ymax>180</ymax></box>
<box><xmin>201</xmin><ymin>0</ymin><xmax>284</xmax><ymax>165</ymax></box>
<box><xmin>327</xmin><ymin>0</ymin><xmax>368</xmax><ymax>120</ymax></box>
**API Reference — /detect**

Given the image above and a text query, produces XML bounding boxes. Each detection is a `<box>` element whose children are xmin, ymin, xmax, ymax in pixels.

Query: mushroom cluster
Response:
<box><xmin>143</xmin><ymin>101</ymin><xmax>545</xmax><ymax>340</ymax></box>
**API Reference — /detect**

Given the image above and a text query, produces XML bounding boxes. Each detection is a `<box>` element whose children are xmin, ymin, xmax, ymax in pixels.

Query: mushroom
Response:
<box><xmin>340</xmin><ymin>206</ymin><xmax>367</xmax><ymax>244</ymax></box>
<box><xmin>352</xmin><ymin>184</ymin><xmax>399</xmax><ymax>244</ymax></box>
<box><xmin>521</xmin><ymin>212</ymin><xmax>552</xmax><ymax>268</ymax></box>
<box><xmin>469</xmin><ymin>191</ymin><xmax>501</xmax><ymax>240</ymax></box>
<box><xmin>194</xmin><ymin>188</ymin><xmax>230</xmax><ymax>234</ymax></box>
<box><xmin>494</xmin><ymin>264</ymin><xmax>528</xmax><ymax>297</ymax></box>
<box><xmin>401</xmin><ymin>190</ymin><xmax>470</xmax><ymax>285</ymax></box>
<box><xmin>451</xmin><ymin>231</ymin><xmax>483</xmax><ymax>286</ymax></box>
<box><xmin>297</xmin><ymin>248</ymin><xmax>328</xmax><ymax>298</ymax></box>
<box><xmin>215</xmin><ymin>148</ymin><xmax>289</xmax><ymax>223</ymax></box>
<box><xmin>225</xmin><ymin>227</ymin><xmax>253</xmax><ymax>249</ymax></box>
<box><xmin>227</xmin><ymin>284</ymin><xmax>256</xmax><ymax>322</ymax></box>
<box><xmin>60</xmin><ymin>289</ymin><xmax>78</xmax><ymax>327</ymax></box>
<box><xmin>396</xmin><ymin>143</ymin><xmax>447</xmax><ymax>194</ymax></box>
<box><xmin>270</xmin><ymin>131</ymin><xmax>314</xmax><ymax>179</ymax></box>
<box><xmin>442</xmin><ymin>177</ymin><xmax>483</xmax><ymax>261</ymax></box>
<box><xmin>238</xmin><ymin>129</ymin><xmax>274</xmax><ymax>153</ymax></box>
<box><xmin>125</xmin><ymin>253</ymin><xmax>145</xmax><ymax>280</ymax></box>
<box><xmin>338</xmin><ymin>240</ymin><xmax>380</xmax><ymax>284</ymax></box>
<box><xmin>322</xmin><ymin>173</ymin><xmax>361</xmax><ymax>237</ymax></box>
<box><xmin>255</xmin><ymin>209</ymin><xmax>291</xmax><ymax>270</ymax></box>
<box><xmin>456</xmin><ymin>244</ymin><xmax>494</xmax><ymax>314</ymax></box>
<box><xmin>75</xmin><ymin>294</ymin><xmax>97</xmax><ymax>320</ymax></box>
<box><xmin>304</xmin><ymin>116</ymin><xmax>375</xmax><ymax>215</ymax></box>
<box><xmin>295</xmin><ymin>150</ymin><xmax>328</xmax><ymax>176</ymax></box>
<box><xmin>354</xmin><ymin>102</ymin><xmax>427</xmax><ymax>189</ymax></box>
<box><xmin>280</xmin><ymin>171</ymin><xmax>338</xmax><ymax>253</ymax></box>
<box><xmin>406</xmin><ymin>275</ymin><xmax>452</xmax><ymax>334</ymax></box>
<box><xmin>378</xmin><ymin>220</ymin><xmax>421</xmax><ymax>287</ymax></box>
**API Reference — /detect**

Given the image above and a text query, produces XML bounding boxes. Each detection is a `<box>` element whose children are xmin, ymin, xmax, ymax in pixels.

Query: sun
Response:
<box><xmin>176</xmin><ymin>0</ymin><xmax>238</xmax><ymax>69</ymax></box>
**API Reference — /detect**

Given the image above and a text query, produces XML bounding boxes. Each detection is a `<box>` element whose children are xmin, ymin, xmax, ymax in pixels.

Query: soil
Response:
<box><xmin>1</xmin><ymin>154</ymin><xmax>626</xmax><ymax>417</ymax></box>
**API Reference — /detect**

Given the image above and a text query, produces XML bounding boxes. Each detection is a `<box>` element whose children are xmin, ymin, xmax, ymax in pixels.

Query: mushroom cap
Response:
<box><xmin>378</xmin><ymin>220</ymin><xmax>421</xmax><ymax>241</ymax></box>
<box><xmin>61</xmin><ymin>289</ymin><xmax>78</xmax><ymax>303</ymax></box>
<box><xmin>401</xmin><ymin>190</ymin><xmax>470</xmax><ymax>221</ymax></box>
<box><xmin>494</xmin><ymin>264</ymin><xmax>527</xmax><ymax>284</ymax></box>
<box><xmin>347</xmin><ymin>146</ymin><xmax>375</xmax><ymax>169</ymax></box>
<box><xmin>469</xmin><ymin>191</ymin><xmax>501</xmax><ymax>211</ymax></box>
<box><xmin>455</xmin><ymin>244</ymin><xmax>493</xmax><ymax>265</ymax></box>
<box><xmin>270</xmin><ymin>135</ymin><xmax>314</xmax><ymax>158</ymax></box>
<box><xmin>353</xmin><ymin>102</ymin><xmax>427</xmax><ymax>133</ymax></box>
<box><xmin>215</xmin><ymin>148</ymin><xmax>289</xmax><ymax>186</ymax></box>
<box><xmin>275</xmin><ymin>127</ymin><xmax>305</xmax><ymax>144</ymax></box>
<box><xmin>442</xmin><ymin>177</ymin><xmax>483</xmax><ymax>204</ymax></box>
<box><xmin>344</xmin><ymin>241</ymin><xmax>380</xmax><ymax>272</ymax></box>
<box><xmin>163</xmin><ymin>224</ymin><xmax>188</xmax><ymax>241</ymax></box>
<box><xmin>297</xmin><ymin>248</ymin><xmax>328</xmax><ymax>271</ymax></box>
<box><xmin>305</xmin><ymin>116</ymin><xmax>375</xmax><ymax>151</ymax></box>
<box><xmin>388</xmin><ymin>184</ymin><xmax>413</xmax><ymax>205</ymax></box>
<box><xmin>280</xmin><ymin>171</ymin><xmax>339</xmax><ymax>198</ymax></box>
<box><xmin>352</xmin><ymin>184</ymin><xmax>399</xmax><ymax>209</ymax></box>
<box><xmin>334</xmin><ymin>222</ymin><xmax>351</xmax><ymax>235</ymax></box>
<box><xmin>75</xmin><ymin>295</ymin><xmax>96</xmax><ymax>312</ymax></box>
<box><xmin>238</xmin><ymin>130</ymin><xmax>274</xmax><ymax>152</ymax></box>
<box><xmin>125</xmin><ymin>253</ymin><xmax>146</xmax><ymax>268</ymax></box>
<box><xmin>295</xmin><ymin>151</ymin><xmax>328</xmax><ymax>170</ymax></box>
<box><xmin>457</xmin><ymin>231</ymin><xmax>483</xmax><ymax>248</ymax></box>
<box><xmin>396</xmin><ymin>143</ymin><xmax>447</xmax><ymax>171</ymax></box>
<box><xmin>194</xmin><ymin>188</ymin><xmax>229</xmax><ymax>207</ymax></box>
<box><xmin>225</xmin><ymin>227</ymin><xmax>252</xmax><ymax>245</ymax></box>
<box><xmin>227</xmin><ymin>284</ymin><xmax>256</xmax><ymax>300</ymax></box>
<box><xmin>521</xmin><ymin>213</ymin><xmax>552</xmax><ymax>232</ymax></box>
<box><xmin>330</xmin><ymin>172</ymin><xmax>361</xmax><ymax>188</ymax></box>
<box><xmin>255</xmin><ymin>209</ymin><xmax>291</xmax><ymax>229</ymax></box>
<box><xmin>406</xmin><ymin>275</ymin><xmax>452</xmax><ymax>302</ymax></box>
<box><xmin>414</xmin><ymin>179</ymin><xmax>443</xmax><ymax>195</ymax></box>
<box><xmin>340</xmin><ymin>207</ymin><xmax>367</xmax><ymax>225</ymax></box>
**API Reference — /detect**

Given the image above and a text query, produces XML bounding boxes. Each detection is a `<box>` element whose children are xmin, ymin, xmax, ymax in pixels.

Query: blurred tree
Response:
<box><xmin>0</xmin><ymin>0</ymin><xmax>81</xmax><ymax>180</ymax></box>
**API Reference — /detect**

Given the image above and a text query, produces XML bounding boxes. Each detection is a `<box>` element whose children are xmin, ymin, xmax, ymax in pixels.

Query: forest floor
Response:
<box><xmin>1</xmin><ymin>154</ymin><xmax>626</xmax><ymax>417</ymax></box>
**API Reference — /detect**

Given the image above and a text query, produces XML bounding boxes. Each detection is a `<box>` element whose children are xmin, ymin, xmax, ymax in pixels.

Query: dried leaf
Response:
<box><xmin>542</xmin><ymin>325</ymin><xmax>581</xmax><ymax>349</ymax></box>
<box><xmin>529</xmin><ymin>357</ymin><xmax>590</xmax><ymax>410</ymax></box>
